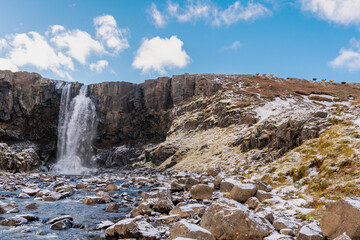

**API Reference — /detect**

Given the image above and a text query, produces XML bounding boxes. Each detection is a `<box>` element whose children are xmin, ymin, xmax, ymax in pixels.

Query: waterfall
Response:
<box><xmin>54</xmin><ymin>84</ymin><xmax>97</xmax><ymax>175</ymax></box>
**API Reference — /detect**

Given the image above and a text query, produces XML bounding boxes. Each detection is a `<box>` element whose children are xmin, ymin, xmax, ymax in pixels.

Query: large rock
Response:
<box><xmin>169</xmin><ymin>220</ymin><xmax>215</xmax><ymax>240</ymax></box>
<box><xmin>190</xmin><ymin>184</ymin><xmax>214</xmax><ymax>200</ymax></box>
<box><xmin>297</xmin><ymin>222</ymin><xmax>324</xmax><ymax>240</ymax></box>
<box><xmin>320</xmin><ymin>198</ymin><xmax>360</xmax><ymax>239</ymax></box>
<box><xmin>200</xmin><ymin>198</ymin><xmax>273</xmax><ymax>240</ymax></box>
<box><xmin>170</xmin><ymin>203</ymin><xmax>207</xmax><ymax>218</ymax></box>
<box><xmin>229</xmin><ymin>183</ymin><xmax>257</xmax><ymax>203</ymax></box>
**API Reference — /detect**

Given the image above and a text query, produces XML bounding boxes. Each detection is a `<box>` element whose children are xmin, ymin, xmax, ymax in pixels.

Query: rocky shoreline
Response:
<box><xmin>0</xmin><ymin>165</ymin><xmax>357</xmax><ymax>240</ymax></box>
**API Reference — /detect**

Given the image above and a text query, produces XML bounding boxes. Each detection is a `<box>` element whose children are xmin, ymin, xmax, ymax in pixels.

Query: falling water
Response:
<box><xmin>54</xmin><ymin>84</ymin><xmax>97</xmax><ymax>175</ymax></box>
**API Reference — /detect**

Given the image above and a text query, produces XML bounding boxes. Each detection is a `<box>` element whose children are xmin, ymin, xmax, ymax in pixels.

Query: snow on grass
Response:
<box><xmin>255</xmin><ymin>97</ymin><xmax>295</xmax><ymax>122</ymax></box>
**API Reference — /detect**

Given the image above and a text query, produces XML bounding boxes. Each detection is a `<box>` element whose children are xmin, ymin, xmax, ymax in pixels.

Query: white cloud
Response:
<box><xmin>330</xmin><ymin>38</ymin><xmax>360</xmax><ymax>71</ymax></box>
<box><xmin>0</xmin><ymin>39</ymin><xmax>8</xmax><ymax>52</ymax></box>
<box><xmin>133</xmin><ymin>36</ymin><xmax>190</xmax><ymax>74</ymax></box>
<box><xmin>300</xmin><ymin>0</ymin><xmax>360</xmax><ymax>25</ymax></box>
<box><xmin>50</xmin><ymin>25</ymin><xmax>66</xmax><ymax>34</ymax></box>
<box><xmin>94</xmin><ymin>15</ymin><xmax>129</xmax><ymax>54</ymax></box>
<box><xmin>7</xmin><ymin>32</ymin><xmax>74</xmax><ymax>79</ymax></box>
<box><xmin>0</xmin><ymin>58</ymin><xmax>18</xmax><ymax>72</ymax></box>
<box><xmin>150</xmin><ymin>1</ymin><xmax>271</xmax><ymax>27</ymax></box>
<box><xmin>213</xmin><ymin>1</ymin><xmax>272</xmax><ymax>26</ymax></box>
<box><xmin>51</xmin><ymin>29</ymin><xmax>105</xmax><ymax>65</ymax></box>
<box><xmin>90</xmin><ymin>60</ymin><xmax>108</xmax><ymax>73</ymax></box>
<box><xmin>150</xmin><ymin>3</ymin><xmax>167</xmax><ymax>28</ymax></box>
<box><xmin>222</xmin><ymin>40</ymin><xmax>242</xmax><ymax>51</ymax></box>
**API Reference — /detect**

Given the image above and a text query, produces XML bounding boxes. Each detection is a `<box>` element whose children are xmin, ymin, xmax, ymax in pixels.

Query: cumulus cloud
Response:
<box><xmin>300</xmin><ymin>0</ymin><xmax>360</xmax><ymax>25</ymax></box>
<box><xmin>90</xmin><ymin>60</ymin><xmax>109</xmax><ymax>73</ymax></box>
<box><xmin>51</xmin><ymin>29</ymin><xmax>105</xmax><ymax>65</ymax></box>
<box><xmin>150</xmin><ymin>3</ymin><xmax>167</xmax><ymax>28</ymax></box>
<box><xmin>133</xmin><ymin>36</ymin><xmax>190</xmax><ymax>74</ymax></box>
<box><xmin>330</xmin><ymin>38</ymin><xmax>360</xmax><ymax>71</ymax></box>
<box><xmin>94</xmin><ymin>15</ymin><xmax>129</xmax><ymax>54</ymax></box>
<box><xmin>7</xmin><ymin>32</ymin><xmax>74</xmax><ymax>79</ymax></box>
<box><xmin>149</xmin><ymin>1</ymin><xmax>271</xmax><ymax>27</ymax></box>
<box><xmin>0</xmin><ymin>14</ymin><xmax>129</xmax><ymax>79</ymax></box>
<box><xmin>0</xmin><ymin>58</ymin><xmax>18</xmax><ymax>72</ymax></box>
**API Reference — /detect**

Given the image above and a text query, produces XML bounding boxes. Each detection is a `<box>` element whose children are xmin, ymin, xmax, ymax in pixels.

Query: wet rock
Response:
<box><xmin>170</xmin><ymin>203</ymin><xmax>207</xmax><ymax>218</ymax></box>
<box><xmin>246</xmin><ymin>197</ymin><xmax>261</xmax><ymax>210</ymax></box>
<box><xmin>130</xmin><ymin>203</ymin><xmax>153</xmax><ymax>217</ymax></box>
<box><xmin>83</xmin><ymin>196</ymin><xmax>106</xmax><ymax>205</ymax></box>
<box><xmin>25</xmin><ymin>203</ymin><xmax>38</xmax><ymax>210</ymax></box>
<box><xmin>18</xmin><ymin>214</ymin><xmax>39</xmax><ymax>221</ymax></box>
<box><xmin>50</xmin><ymin>219</ymin><xmax>73</xmax><ymax>230</ymax></box>
<box><xmin>229</xmin><ymin>183</ymin><xmax>257</xmax><ymax>203</ymax></box>
<box><xmin>0</xmin><ymin>216</ymin><xmax>28</xmax><ymax>226</ymax></box>
<box><xmin>106</xmin><ymin>184</ymin><xmax>118</xmax><ymax>191</ymax></box>
<box><xmin>200</xmin><ymin>198</ymin><xmax>273</xmax><ymax>240</ymax></box>
<box><xmin>42</xmin><ymin>192</ymin><xmax>63</xmax><ymax>201</ymax></box>
<box><xmin>96</xmin><ymin>191</ymin><xmax>112</xmax><ymax>202</ymax></box>
<box><xmin>207</xmin><ymin>164</ymin><xmax>220</xmax><ymax>177</ymax></box>
<box><xmin>18</xmin><ymin>193</ymin><xmax>31</xmax><ymax>198</ymax></box>
<box><xmin>47</xmin><ymin>215</ymin><xmax>73</xmax><ymax>224</ymax></box>
<box><xmin>76</xmin><ymin>182</ymin><xmax>88</xmax><ymax>189</ymax></box>
<box><xmin>169</xmin><ymin>220</ymin><xmax>215</xmax><ymax>240</ymax></box>
<box><xmin>190</xmin><ymin>184</ymin><xmax>214</xmax><ymax>200</ymax></box>
<box><xmin>21</xmin><ymin>188</ymin><xmax>40</xmax><ymax>196</ymax></box>
<box><xmin>95</xmin><ymin>220</ymin><xmax>114</xmax><ymax>230</ymax></box>
<box><xmin>152</xmin><ymin>199</ymin><xmax>174</xmax><ymax>214</ymax></box>
<box><xmin>256</xmin><ymin>190</ymin><xmax>273</xmax><ymax>202</ymax></box>
<box><xmin>320</xmin><ymin>198</ymin><xmax>360</xmax><ymax>239</ymax></box>
<box><xmin>105</xmin><ymin>202</ymin><xmax>119</xmax><ymax>212</ymax></box>
<box><xmin>297</xmin><ymin>222</ymin><xmax>324</xmax><ymax>240</ymax></box>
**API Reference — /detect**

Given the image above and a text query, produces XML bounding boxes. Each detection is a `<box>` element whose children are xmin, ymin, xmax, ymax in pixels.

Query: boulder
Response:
<box><xmin>185</xmin><ymin>177</ymin><xmax>200</xmax><ymax>190</ymax></box>
<box><xmin>152</xmin><ymin>199</ymin><xmax>174</xmax><ymax>214</ymax></box>
<box><xmin>0</xmin><ymin>216</ymin><xmax>28</xmax><ymax>226</ymax></box>
<box><xmin>105</xmin><ymin>202</ymin><xmax>119</xmax><ymax>212</ymax></box>
<box><xmin>169</xmin><ymin>220</ymin><xmax>215</xmax><ymax>240</ymax></box>
<box><xmin>320</xmin><ymin>198</ymin><xmax>360</xmax><ymax>239</ymax></box>
<box><xmin>106</xmin><ymin>184</ymin><xmax>118</xmax><ymax>191</ymax></box>
<box><xmin>21</xmin><ymin>188</ymin><xmax>40</xmax><ymax>196</ymax></box>
<box><xmin>229</xmin><ymin>183</ymin><xmax>257</xmax><ymax>203</ymax></box>
<box><xmin>47</xmin><ymin>215</ymin><xmax>73</xmax><ymax>224</ymax></box>
<box><xmin>83</xmin><ymin>196</ymin><xmax>105</xmax><ymax>205</ymax></box>
<box><xmin>170</xmin><ymin>203</ymin><xmax>207</xmax><ymax>218</ymax></box>
<box><xmin>256</xmin><ymin>190</ymin><xmax>273</xmax><ymax>202</ymax></box>
<box><xmin>190</xmin><ymin>184</ymin><xmax>214</xmax><ymax>200</ymax></box>
<box><xmin>50</xmin><ymin>219</ymin><xmax>73</xmax><ymax>230</ymax></box>
<box><xmin>207</xmin><ymin>164</ymin><xmax>220</xmax><ymax>177</ymax></box>
<box><xmin>219</xmin><ymin>178</ymin><xmax>238</xmax><ymax>192</ymax></box>
<box><xmin>334</xmin><ymin>233</ymin><xmax>352</xmax><ymax>240</ymax></box>
<box><xmin>273</xmin><ymin>218</ymin><xmax>301</xmax><ymax>232</ymax></box>
<box><xmin>264</xmin><ymin>233</ymin><xmax>294</xmax><ymax>240</ymax></box>
<box><xmin>130</xmin><ymin>203</ymin><xmax>153</xmax><ymax>217</ymax></box>
<box><xmin>297</xmin><ymin>222</ymin><xmax>324</xmax><ymax>240</ymax></box>
<box><xmin>200</xmin><ymin>198</ymin><xmax>273</xmax><ymax>240</ymax></box>
<box><xmin>171</xmin><ymin>181</ymin><xmax>185</xmax><ymax>192</ymax></box>
<box><xmin>24</xmin><ymin>203</ymin><xmax>38</xmax><ymax>210</ymax></box>
<box><xmin>246</xmin><ymin>197</ymin><xmax>261</xmax><ymax>210</ymax></box>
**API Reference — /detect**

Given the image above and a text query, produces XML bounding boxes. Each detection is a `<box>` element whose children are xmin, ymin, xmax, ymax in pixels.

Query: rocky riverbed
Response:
<box><xmin>0</xmin><ymin>165</ymin><xmax>358</xmax><ymax>240</ymax></box>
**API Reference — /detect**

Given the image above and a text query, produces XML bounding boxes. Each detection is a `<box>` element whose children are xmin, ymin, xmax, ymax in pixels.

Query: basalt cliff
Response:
<box><xmin>1</xmin><ymin>70</ymin><xmax>360</xmax><ymax>200</ymax></box>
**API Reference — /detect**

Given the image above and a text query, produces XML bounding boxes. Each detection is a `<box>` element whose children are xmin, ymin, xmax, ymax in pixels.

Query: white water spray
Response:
<box><xmin>55</xmin><ymin>84</ymin><xmax>97</xmax><ymax>175</ymax></box>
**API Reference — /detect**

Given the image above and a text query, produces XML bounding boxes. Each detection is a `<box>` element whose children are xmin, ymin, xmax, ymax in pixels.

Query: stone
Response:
<box><xmin>171</xmin><ymin>181</ymin><xmax>185</xmax><ymax>192</ymax></box>
<box><xmin>47</xmin><ymin>215</ymin><xmax>73</xmax><ymax>224</ymax></box>
<box><xmin>212</xmin><ymin>175</ymin><xmax>222</xmax><ymax>189</ymax></box>
<box><xmin>95</xmin><ymin>220</ymin><xmax>114</xmax><ymax>230</ymax></box>
<box><xmin>105</xmin><ymin>218</ymin><xmax>160</xmax><ymax>240</ymax></box>
<box><xmin>229</xmin><ymin>183</ymin><xmax>257</xmax><ymax>203</ymax></box>
<box><xmin>264</xmin><ymin>233</ymin><xmax>294</xmax><ymax>240</ymax></box>
<box><xmin>200</xmin><ymin>198</ymin><xmax>273</xmax><ymax>240</ymax></box>
<box><xmin>130</xmin><ymin>203</ymin><xmax>153</xmax><ymax>217</ymax></box>
<box><xmin>190</xmin><ymin>184</ymin><xmax>214</xmax><ymax>200</ymax></box>
<box><xmin>42</xmin><ymin>192</ymin><xmax>63</xmax><ymax>201</ymax></box>
<box><xmin>18</xmin><ymin>193</ymin><xmax>31</xmax><ymax>198</ymax></box>
<box><xmin>50</xmin><ymin>219</ymin><xmax>73</xmax><ymax>230</ymax></box>
<box><xmin>170</xmin><ymin>203</ymin><xmax>207</xmax><ymax>218</ymax></box>
<box><xmin>83</xmin><ymin>196</ymin><xmax>106</xmax><ymax>205</ymax></box>
<box><xmin>320</xmin><ymin>198</ymin><xmax>360</xmax><ymax>240</ymax></box>
<box><xmin>25</xmin><ymin>203</ymin><xmax>38</xmax><ymax>210</ymax></box>
<box><xmin>246</xmin><ymin>197</ymin><xmax>261</xmax><ymax>210</ymax></box>
<box><xmin>169</xmin><ymin>220</ymin><xmax>215</xmax><ymax>240</ymax></box>
<box><xmin>18</xmin><ymin>214</ymin><xmax>39</xmax><ymax>221</ymax></box>
<box><xmin>334</xmin><ymin>233</ymin><xmax>352</xmax><ymax>240</ymax></box>
<box><xmin>219</xmin><ymin>178</ymin><xmax>238</xmax><ymax>192</ymax></box>
<box><xmin>185</xmin><ymin>177</ymin><xmax>200</xmax><ymax>190</ymax></box>
<box><xmin>105</xmin><ymin>202</ymin><xmax>119</xmax><ymax>212</ymax></box>
<box><xmin>256</xmin><ymin>190</ymin><xmax>273</xmax><ymax>202</ymax></box>
<box><xmin>106</xmin><ymin>184</ymin><xmax>118</xmax><ymax>191</ymax></box>
<box><xmin>297</xmin><ymin>222</ymin><xmax>324</xmax><ymax>240</ymax></box>
<box><xmin>152</xmin><ymin>199</ymin><xmax>174</xmax><ymax>214</ymax></box>
<box><xmin>207</xmin><ymin>164</ymin><xmax>220</xmax><ymax>177</ymax></box>
<box><xmin>76</xmin><ymin>182</ymin><xmax>88</xmax><ymax>189</ymax></box>
<box><xmin>0</xmin><ymin>216</ymin><xmax>28</xmax><ymax>226</ymax></box>
<box><xmin>280</xmin><ymin>228</ymin><xmax>295</xmax><ymax>236</ymax></box>
<box><xmin>273</xmin><ymin>218</ymin><xmax>301</xmax><ymax>231</ymax></box>
<box><xmin>96</xmin><ymin>191</ymin><xmax>112</xmax><ymax>202</ymax></box>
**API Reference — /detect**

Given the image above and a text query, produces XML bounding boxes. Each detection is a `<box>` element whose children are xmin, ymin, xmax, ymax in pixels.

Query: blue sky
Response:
<box><xmin>0</xmin><ymin>0</ymin><xmax>359</xmax><ymax>84</ymax></box>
